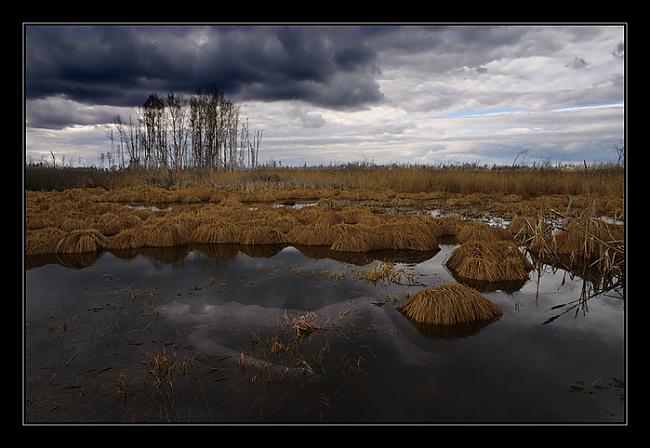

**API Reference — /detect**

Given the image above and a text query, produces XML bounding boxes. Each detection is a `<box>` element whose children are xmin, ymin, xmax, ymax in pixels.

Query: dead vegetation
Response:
<box><xmin>24</xmin><ymin>184</ymin><xmax>624</xmax><ymax>283</ymax></box>
<box><xmin>445</xmin><ymin>240</ymin><xmax>533</xmax><ymax>283</ymax></box>
<box><xmin>457</xmin><ymin>221</ymin><xmax>513</xmax><ymax>244</ymax></box>
<box><xmin>397</xmin><ymin>283</ymin><xmax>503</xmax><ymax>326</ymax></box>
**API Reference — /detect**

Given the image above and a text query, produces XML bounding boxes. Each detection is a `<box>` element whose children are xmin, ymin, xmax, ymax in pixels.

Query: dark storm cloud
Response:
<box><xmin>566</xmin><ymin>57</ymin><xmax>589</xmax><ymax>69</ymax></box>
<box><xmin>612</xmin><ymin>42</ymin><xmax>624</xmax><ymax>59</ymax></box>
<box><xmin>26</xmin><ymin>25</ymin><xmax>384</xmax><ymax>110</ymax></box>
<box><xmin>26</xmin><ymin>25</ymin><xmax>576</xmax><ymax>114</ymax></box>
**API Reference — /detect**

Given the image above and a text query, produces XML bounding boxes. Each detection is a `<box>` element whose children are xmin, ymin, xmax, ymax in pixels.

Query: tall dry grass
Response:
<box><xmin>26</xmin><ymin>164</ymin><xmax>624</xmax><ymax>197</ymax></box>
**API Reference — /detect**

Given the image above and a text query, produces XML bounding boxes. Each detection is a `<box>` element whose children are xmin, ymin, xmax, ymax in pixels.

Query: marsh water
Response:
<box><xmin>25</xmin><ymin>240</ymin><xmax>625</xmax><ymax>423</ymax></box>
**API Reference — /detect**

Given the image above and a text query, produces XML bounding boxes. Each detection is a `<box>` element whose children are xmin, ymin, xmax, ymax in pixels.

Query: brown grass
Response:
<box><xmin>339</xmin><ymin>206</ymin><xmax>374</xmax><ymax>224</ymax></box>
<box><xmin>93</xmin><ymin>212</ymin><xmax>142</xmax><ymax>236</ymax></box>
<box><xmin>457</xmin><ymin>221</ymin><xmax>513</xmax><ymax>244</ymax></box>
<box><xmin>54</xmin><ymin>229</ymin><xmax>108</xmax><ymax>254</ymax></box>
<box><xmin>138</xmin><ymin>222</ymin><xmax>189</xmax><ymax>247</ymax></box>
<box><xmin>26</xmin><ymin>214</ymin><xmax>54</xmax><ymax>230</ymax></box>
<box><xmin>445</xmin><ymin>240</ymin><xmax>533</xmax><ymax>282</ymax></box>
<box><xmin>554</xmin><ymin>217</ymin><xmax>624</xmax><ymax>260</ymax></box>
<box><xmin>105</xmin><ymin>228</ymin><xmax>145</xmax><ymax>250</ymax></box>
<box><xmin>26</xmin><ymin>227</ymin><xmax>66</xmax><ymax>255</ymax></box>
<box><xmin>286</xmin><ymin>223</ymin><xmax>341</xmax><ymax>246</ymax></box>
<box><xmin>371</xmin><ymin>222</ymin><xmax>439</xmax><ymax>251</ymax></box>
<box><xmin>58</xmin><ymin>217</ymin><xmax>90</xmax><ymax>232</ymax></box>
<box><xmin>330</xmin><ymin>224</ymin><xmax>379</xmax><ymax>252</ymax></box>
<box><xmin>432</xmin><ymin>216</ymin><xmax>465</xmax><ymax>237</ymax></box>
<box><xmin>506</xmin><ymin>216</ymin><xmax>550</xmax><ymax>252</ymax></box>
<box><xmin>397</xmin><ymin>283</ymin><xmax>503</xmax><ymax>325</ymax></box>
<box><xmin>239</xmin><ymin>225</ymin><xmax>287</xmax><ymax>245</ymax></box>
<box><xmin>191</xmin><ymin>221</ymin><xmax>240</xmax><ymax>244</ymax></box>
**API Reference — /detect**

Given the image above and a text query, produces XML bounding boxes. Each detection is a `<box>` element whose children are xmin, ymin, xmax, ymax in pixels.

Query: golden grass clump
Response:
<box><xmin>431</xmin><ymin>216</ymin><xmax>465</xmax><ymax>236</ymax></box>
<box><xmin>457</xmin><ymin>221</ymin><xmax>513</xmax><ymax>244</ymax></box>
<box><xmin>239</xmin><ymin>225</ymin><xmax>287</xmax><ymax>245</ymax></box>
<box><xmin>26</xmin><ymin>227</ymin><xmax>66</xmax><ymax>255</ymax></box>
<box><xmin>339</xmin><ymin>206</ymin><xmax>373</xmax><ymax>224</ymax></box>
<box><xmin>58</xmin><ymin>218</ymin><xmax>90</xmax><ymax>232</ymax></box>
<box><xmin>445</xmin><ymin>240</ymin><xmax>533</xmax><ymax>282</ymax></box>
<box><xmin>371</xmin><ymin>222</ymin><xmax>439</xmax><ymax>251</ymax></box>
<box><xmin>554</xmin><ymin>218</ymin><xmax>624</xmax><ymax>260</ymax></box>
<box><xmin>214</xmin><ymin>206</ymin><xmax>255</xmax><ymax>222</ymax></box>
<box><xmin>287</xmin><ymin>223</ymin><xmax>341</xmax><ymax>246</ymax></box>
<box><xmin>191</xmin><ymin>221</ymin><xmax>240</xmax><ymax>244</ymax></box>
<box><xmin>54</xmin><ymin>229</ymin><xmax>108</xmax><ymax>254</ymax></box>
<box><xmin>93</xmin><ymin>212</ymin><xmax>142</xmax><ymax>236</ymax></box>
<box><xmin>314</xmin><ymin>211</ymin><xmax>345</xmax><ymax>226</ymax></box>
<box><xmin>139</xmin><ymin>222</ymin><xmax>189</xmax><ymax>247</ymax></box>
<box><xmin>264</xmin><ymin>214</ymin><xmax>300</xmax><ymax>234</ymax></box>
<box><xmin>292</xmin><ymin>206</ymin><xmax>321</xmax><ymax>224</ymax></box>
<box><xmin>330</xmin><ymin>224</ymin><xmax>379</xmax><ymax>252</ymax></box>
<box><xmin>105</xmin><ymin>228</ymin><xmax>145</xmax><ymax>250</ymax></box>
<box><xmin>506</xmin><ymin>217</ymin><xmax>549</xmax><ymax>249</ymax></box>
<box><xmin>396</xmin><ymin>283</ymin><xmax>503</xmax><ymax>326</ymax></box>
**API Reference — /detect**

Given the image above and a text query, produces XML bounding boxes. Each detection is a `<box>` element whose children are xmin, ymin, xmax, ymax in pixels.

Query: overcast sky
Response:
<box><xmin>25</xmin><ymin>25</ymin><xmax>625</xmax><ymax>167</ymax></box>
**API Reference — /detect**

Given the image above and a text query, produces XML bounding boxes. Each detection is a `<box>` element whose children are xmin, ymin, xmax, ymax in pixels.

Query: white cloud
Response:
<box><xmin>26</xmin><ymin>26</ymin><xmax>625</xmax><ymax>166</ymax></box>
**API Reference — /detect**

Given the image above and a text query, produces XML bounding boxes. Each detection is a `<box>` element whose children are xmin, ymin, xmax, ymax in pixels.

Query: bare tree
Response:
<box><xmin>614</xmin><ymin>143</ymin><xmax>625</xmax><ymax>165</ymax></box>
<box><xmin>107</xmin><ymin>89</ymin><xmax>263</xmax><ymax>172</ymax></box>
<box><xmin>50</xmin><ymin>150</ymin><xmax>56</xmax><ymax>168</ymax></box>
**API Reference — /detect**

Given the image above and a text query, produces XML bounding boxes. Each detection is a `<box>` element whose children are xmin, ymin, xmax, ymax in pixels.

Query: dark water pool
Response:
<box><xmin>25</xmin><ymin>244</ymin><xmax>625</xmax><ymax>423</ymax></box>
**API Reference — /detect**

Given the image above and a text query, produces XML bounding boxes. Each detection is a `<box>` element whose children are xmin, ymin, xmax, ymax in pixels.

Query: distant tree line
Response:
<box><xmin>108</xmin><ymin>88</ymin><xmax>263</xmax><ymax>174</ymax></box>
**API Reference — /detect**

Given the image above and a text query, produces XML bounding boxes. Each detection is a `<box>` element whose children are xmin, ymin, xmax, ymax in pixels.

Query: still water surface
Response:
<box><xmin>25</xmin><ymin>243</ymin><xmax>625</xmax><ymax>423</ymax></box>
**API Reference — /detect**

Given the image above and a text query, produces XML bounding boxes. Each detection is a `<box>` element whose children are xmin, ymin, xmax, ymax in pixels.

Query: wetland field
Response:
<box><xmin>24</xmin><ymin>167</ymin><xmax>626</xmax><ymax>423</ymax></box>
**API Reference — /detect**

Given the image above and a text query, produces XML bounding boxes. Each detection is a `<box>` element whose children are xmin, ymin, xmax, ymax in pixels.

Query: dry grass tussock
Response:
<box><xmin>397</xmin><ymin>283</ymin><xmax>503</xmax><ymax>326</ymax></box>
<box><xmin>554</xmin><ymin>217</ymin><xmax>624</xmax><ymax>260</ymax></box>
<box><xmin>371</xmin><ymin>222</ymin><xmax>439</xmax><ymax>251</ymax></box>
<box><xmin>191</xmin><ymin>221</ymin><xmax>240</xmax><ymax>244</ymax></box>
<box><xmin>286</xmin><ymin>223</ymin><xmax>342</xmax><ymax>246</ymax></box>
<box><xmin>506</xmin><ymin>216</ymin><xmax>551</xmax><ymax>253</ymax></box>
<box><xmin>457</xmin><ymin>221</ymin><xmax>513</xmax><ymax>244</ymax></box>
<box><xmin>54</xmin><ymin>229</ymin><xmax>109</xmax><ymax>254</ymax></box>
<box><xmin>239</xmin><ymin>225</ymin><xmax>287</xmax><ymax>245</ymax></box>
<box><xmin>93</xmin><ymin>212</ymin><xmax>142</xmax><ymax>236</ymax></box>
<box><xmin>105</xmin><ymin>227</ymin><xmax>145</xmax><ymax>250</ymax></box>
<box><xmin>445</xmin><ymin>240</ymin><xmax>533</xmax><ymax>282</ymax></box>
<box><xmin>26</xmin><ymin>227</ymin><xmax>66</xmax><ymax>255</ymax></box>
<box><xmin>138</xmin><ymin>222</ymin><xmax>189</xmax><ymax>247</ymax></box>
<box><xmin>330</xmin><ymin>224</ymin><xmax>379</xmax><ymax>252</ymax></box>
